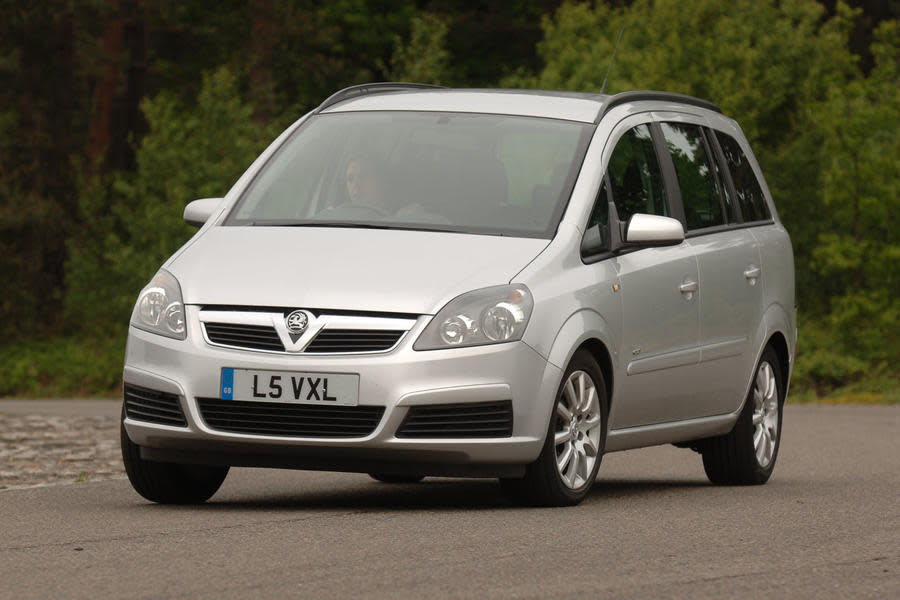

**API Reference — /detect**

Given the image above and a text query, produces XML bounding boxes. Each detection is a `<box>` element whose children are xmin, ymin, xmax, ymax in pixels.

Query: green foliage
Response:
<box><xmin>515</xmin><ymin>0</ymin><xmax>899</xmax><ymax>401</ymax></box>
<box><xmin>0</xmin><ymin>184</ymin><xmax>66</xmax><ymax>337</ymax></box>
<box><xmin>29</xmin><ymin>67</ymin><xmax>275</xmax><ymax>398</ymax></box>
<box><xmin>0</xmin><ymin>335</ymin><xmax>124</xmax><ymax>398</ymax></box>
<box><xmin>791</xmin><ymin>317</ymin><xmax>867</xmax><ymax>391</ymax></box>
<box><xmin>390</xmin><ymin>13</ymin><xmax>451</xmax><ymax>85</ymax></box>
<box><xmin>791</xmin><ymin>315</ymin><xmax>898</xmax><ymax>404</ymax></box>
<box><xmin>0</xmin><ymin>1</ymin><xmax>896</xmax><ymax>400</ymax></box>
<box><xmin>112</xmin><ymin>66</ymin><xmax>272</xmax><ymax>291</ymax></box>
<box><xmin>66</xmin><ymin>67</ymin><xmax>275</xmax><ymax>327</ymax></box>
<box><xmin>514</xmin><ymin>0</ymin><xmax>860</xmax><ymax>258</ymax></box>
<box><xmin>806</xmin><ymin>20</ymin><xmax>900</xmax><ymax>364</ymax></box>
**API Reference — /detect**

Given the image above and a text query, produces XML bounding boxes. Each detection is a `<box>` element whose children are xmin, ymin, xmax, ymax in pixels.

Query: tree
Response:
<box><xmin>515</xmin><ymin>0</ymin><xmax>898</xmax><ymax>395</ymax></box>
<box><xmin>807</xmin><ymin>20</ymin><xmax>899</xmax><ymax>366</ymax></box>
<box><xmin>66</xmin><ymin>67</ymin><xmax>276</xmax><ymax>326</ymax></box>
<box><xmin>390</xmin><ymin>13</ymin><xmax>451</xmax><ymax>84</ymax></box>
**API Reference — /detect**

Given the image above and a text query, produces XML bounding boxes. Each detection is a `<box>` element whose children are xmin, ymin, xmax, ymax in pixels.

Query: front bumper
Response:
<box><xmin>123</xmin><ymin>307</ymin><xmax>561</xmax><ymax>476</ymax></box>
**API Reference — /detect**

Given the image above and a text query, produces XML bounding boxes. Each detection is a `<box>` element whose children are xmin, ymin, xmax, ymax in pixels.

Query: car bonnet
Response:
<box><xmin>166</xmin><ymin>226</ymin><xmax>549</xmax><ymax>315</ymax></box>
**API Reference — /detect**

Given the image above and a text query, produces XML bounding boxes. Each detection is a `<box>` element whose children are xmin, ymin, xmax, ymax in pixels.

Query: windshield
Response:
<box><xmin>226</xmin><ymin>111</ymin><xmax>593</xmax><ymax>238</ymax></box>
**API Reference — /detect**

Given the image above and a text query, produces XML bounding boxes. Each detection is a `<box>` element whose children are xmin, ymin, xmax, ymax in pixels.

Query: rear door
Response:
<box><xmin>656</xmin><ymin>118</ymin><xmax>763</xmax><ymax>417</ymax></box>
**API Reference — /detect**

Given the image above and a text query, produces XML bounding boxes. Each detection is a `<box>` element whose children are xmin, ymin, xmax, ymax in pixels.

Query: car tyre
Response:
<box><xmin>500</xmin><ymin>349</ymin><xmax>608</xmax><ymax>507</ymax></box>
<box><xmin>120</xmin><ymin>408</ymin><xmax>229</xmax><ymax>504</ymax></box>
<box><xmin>368</xmin><ymin>474</ymin><xmax>425</xmax><ymax>484</ymax></box>
<box><xmin>701</xmin><ymin>345</ymin><xmax>784</xmax><ymax>485</ymax></box>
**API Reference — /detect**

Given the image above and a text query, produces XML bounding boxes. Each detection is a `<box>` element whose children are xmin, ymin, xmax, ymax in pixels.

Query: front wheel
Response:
<box><xmin>500</xmin><ymin>349</ymin><xmax>608</xmax><ymax>507</ymax></box>
<box><xmin>121</xmin><ymin>409</ymin><xmax>229</xmax><ymax>504</ymax></box>
<box><xmin>701</xmin><ymin>345</ymin><xmax>784</xmax><ymax>485</ymax></box>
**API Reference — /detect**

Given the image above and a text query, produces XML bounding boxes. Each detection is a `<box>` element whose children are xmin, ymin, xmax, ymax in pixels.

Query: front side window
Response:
<box><xmin>715</xmin><ymin>131</ymin><xmax>771</xmax><ymax>222</ymax></box>
<box><xmin>660</xmin><ymin>122</ymin><xmax>726</xmax><ymax>230</ymax></box>
<box><xmin>588</xmin><ymin>177</ymin><xmax>610</xmax><ymax>230</ymax></box>
<box><xmin>581</xmin><ymin>177</ymin><xmax>611</xmax><ymax>254</ymax></box>
<box><xmin>606</xmin><ymin>124</ymin><xmax>668</xmax><ymax>223</ymax></box>
<box><xmin>226</xmin><ymin>111</ymin><xmax>593</xmax><ymax>238</ymax></box>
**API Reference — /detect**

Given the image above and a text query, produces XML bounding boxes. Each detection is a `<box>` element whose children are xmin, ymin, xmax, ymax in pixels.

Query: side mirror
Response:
<box><xmin>184</xmin><ymin>198</ymin><xmax>223</xmax><ymax>227</ymax></box>
<box><xmin>624</xmin><ymin>214</ymin><xmax>684</xmax><ymax>246</ymax></box>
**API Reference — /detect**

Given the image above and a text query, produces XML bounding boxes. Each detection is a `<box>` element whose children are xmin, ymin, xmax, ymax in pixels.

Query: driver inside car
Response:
<box><xmin>346</xmin><ymin>157</ymin><xmax>392</xmax><ymax>214</ymax></box>
<box><xmin>317</xmin><ymin>156</ymin><xmax>395</xmax><ymax>219</ymax></box>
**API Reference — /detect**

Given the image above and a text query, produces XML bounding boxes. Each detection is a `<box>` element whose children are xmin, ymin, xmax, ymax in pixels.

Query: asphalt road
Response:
<box><xmin>1</xmin><ymin>404</ymin><xmax>897</xmax><ymax>599</ymax></box>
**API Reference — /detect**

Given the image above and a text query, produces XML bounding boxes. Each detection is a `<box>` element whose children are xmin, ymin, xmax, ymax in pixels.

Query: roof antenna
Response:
<box><xmin>600</xmin><ymin>27</ymin><xmax>625</xmax><ymax>94</ymax></box>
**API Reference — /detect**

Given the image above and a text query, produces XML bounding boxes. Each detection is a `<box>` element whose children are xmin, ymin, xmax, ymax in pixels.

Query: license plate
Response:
<box><xmin>220</xmin><ymin>368</ymin><xmax>359</xmax><ymax>406</ymax></box>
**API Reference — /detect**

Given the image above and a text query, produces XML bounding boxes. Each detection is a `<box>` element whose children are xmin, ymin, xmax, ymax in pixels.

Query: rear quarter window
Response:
<box><xmin>715</xmin><ymin>131</ymin><xmax>772</xmax><ymax>222</ymax></box>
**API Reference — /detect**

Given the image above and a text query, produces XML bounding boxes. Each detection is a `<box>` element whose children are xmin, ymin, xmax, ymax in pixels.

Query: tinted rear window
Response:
<box><xmin>715</xmin><ymin>131</ymin><xmax>771</xmax><ymax>222</ymax></box>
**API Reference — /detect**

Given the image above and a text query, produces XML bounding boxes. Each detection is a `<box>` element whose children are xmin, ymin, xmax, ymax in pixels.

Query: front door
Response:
<box><xmin>600</xmin><ymin>122</ymin><xmax>702</xmax><ymax>428</ymax></box>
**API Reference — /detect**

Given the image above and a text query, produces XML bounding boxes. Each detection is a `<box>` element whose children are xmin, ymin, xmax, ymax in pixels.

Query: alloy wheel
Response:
<box><xmin>554</xmin><ymin>370</ymin><xmax>603</xmax><ymax>489</ymax></box>
<box><xmin>752</xmin><ymin>361</ymin><xmax>779</xmax><ymax>467</ymax></box>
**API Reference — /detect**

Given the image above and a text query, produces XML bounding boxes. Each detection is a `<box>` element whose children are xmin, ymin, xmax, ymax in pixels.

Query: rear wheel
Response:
<box><xmin>500</xmin><ymin>350</ymin><xmax>608</xmax><ymax>507</ymax></box>
<box><xmin>701</xmin><ymin>345</ymin><xmax>784</xmax><ymax>485</ymax></box>
<box><xmin>368</xmin><ymin>474</ymin><xmax>425</xmax><ymax>484</ymax></box>
<box><xmin>120</xmin><ymin>408</ymin><xmax>228</xmax><ymax>504</ymax></box>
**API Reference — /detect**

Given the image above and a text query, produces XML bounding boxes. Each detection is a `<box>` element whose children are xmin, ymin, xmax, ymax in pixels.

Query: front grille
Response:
<box><xmin>196</xmin><ymin>398</ymin><xmax>385</xmax><ymax>438</ymax></box>
<box><xmin>305</xmin><ymin>329</ymin><xmax>405</xmax><ymax>353</ymax></box>
<box><xmin>124</xmin><ymin>384</ymin><xmax>187</xmax><ymax>427</ymax></box>
<box><xmin>204</xmin><ymin>322</ymin><xmax>284</xmax><ymax>351</ymax></box>
<box><xmin>202</xmin><ymin>323</ymin><xmax>405</xmax><ymax>354</ymax></box>
<box><xmin>396</xmin><ymin>400</ymin><xmax>513</xmax><ymax>438</ymax></box>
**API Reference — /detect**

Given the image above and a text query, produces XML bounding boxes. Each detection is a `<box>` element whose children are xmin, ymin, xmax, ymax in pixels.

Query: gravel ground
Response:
<box><xmin>0</xmin><ymin>400</ymin><xmax>123</xmax><ymax>490</ymax></box>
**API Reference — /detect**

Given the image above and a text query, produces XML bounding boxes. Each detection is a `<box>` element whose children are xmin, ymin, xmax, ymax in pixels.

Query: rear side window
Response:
<box><xmin>607</xmin><ymin>124</ymin><xmax>668</xmax><ymax>222</ymax></box>
<box><xmin>715</xmin><ymin>131</ymin><xmax>772</xmax><ymax>222</ymax></box>
<box><xmin>660</xmin><ymin>122</ymin><xmax>725</xmax><ymax>230</ymax></box>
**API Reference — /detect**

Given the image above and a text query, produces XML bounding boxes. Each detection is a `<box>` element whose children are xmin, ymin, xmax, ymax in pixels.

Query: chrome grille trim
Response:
<box><xmin>198</xmin><ymin>309</ymin><xmax>417</xmax><ymax>355</ymax></box>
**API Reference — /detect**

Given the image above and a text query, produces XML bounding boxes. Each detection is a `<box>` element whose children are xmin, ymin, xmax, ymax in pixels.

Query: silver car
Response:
<box><xmin>121</xmin><ymin>84</ymin><xmax>796</xmax><ymax>506</ymax></box>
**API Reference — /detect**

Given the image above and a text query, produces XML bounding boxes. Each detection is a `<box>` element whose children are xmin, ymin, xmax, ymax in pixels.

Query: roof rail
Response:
<box><xmin>596</xmin><ymin>90</ymin><xmax>721</xmax><ymax>122</ymax></box>
<box><xmin>316</xmin><ymin>82</ymin><xmax>446</xmax><ymax>113</ymax></box>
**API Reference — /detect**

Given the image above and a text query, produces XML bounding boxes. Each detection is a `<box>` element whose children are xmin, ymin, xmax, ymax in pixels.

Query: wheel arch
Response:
<box><xmin>767</xmin><ymin>330</ymin><xmax>791</xmax><ymax>400</ymax></box>
<box><xmin>736</xmin><ymin>302</ymin><xmax>796</xmax><ymax>416</ymax></box>
<box><xmin>759</xmin><ymin>300</ymin><xmax>795</xmax><ymax>399</ymax></box>
<box><xmin>546</xmin><ymin>309</ymin><xmax>617</xmax><ymax>418</ymax></box>
<box><xmin>577</xmin><ymin>338</ymin><xmax>614</xmax><ymax>414</ymax></box>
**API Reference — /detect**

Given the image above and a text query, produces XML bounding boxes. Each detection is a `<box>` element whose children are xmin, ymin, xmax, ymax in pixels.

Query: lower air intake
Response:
<box><xmin>196</xmin><ymin>398</ymin><xmax>385</xmax><ymax>438</ymax></box>
<box><xmin>124</xmin><ymin>384</ymin><xmax>187</xmax><ymax>427</ymax></box>
<box><xmin>396</xmin><ymin>400</ymin><xmax>513</xmax><ymax>438</ymax></box>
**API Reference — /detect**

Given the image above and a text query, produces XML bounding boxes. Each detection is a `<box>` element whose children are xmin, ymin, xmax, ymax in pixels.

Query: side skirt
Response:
<box><xmin>605</xmin><ymin>411</ymin><xmax>738</xmax><ymax>453</ymax></box>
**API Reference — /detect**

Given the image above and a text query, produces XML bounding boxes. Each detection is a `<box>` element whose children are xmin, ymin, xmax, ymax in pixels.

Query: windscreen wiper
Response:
<box><xmin>257</xmin><ymin>220</ymin><xmax>461</xmax><ymax>233</ymax></box>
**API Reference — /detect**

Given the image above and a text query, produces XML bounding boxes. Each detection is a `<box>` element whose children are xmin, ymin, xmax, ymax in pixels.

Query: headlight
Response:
<box><xmin>414</xmin><ymin>284</ymin><xmax>533</xmax><ymax>350</ymax></box>
<box><xmin>130</xmin><ymin>269</ymin><xmax>187</xmax><ymax>340</ymax></box>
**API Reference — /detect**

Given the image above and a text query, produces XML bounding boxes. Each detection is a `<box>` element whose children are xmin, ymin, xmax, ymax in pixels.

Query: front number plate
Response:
<box><xmin>221</xmin><ymin>368</ymin><xmax>359</xmax><ymax>406</ymax></box>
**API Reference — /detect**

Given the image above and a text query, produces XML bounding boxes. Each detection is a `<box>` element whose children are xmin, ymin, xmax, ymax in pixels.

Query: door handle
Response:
<box><xmin>679</xmin><ymin>280</ymin><xmax>698</xmax><ymax>294</ymax></box>
<box><xmin>744</xmin><ymin>265</ymin><xmax>761</xmax><ymax>280</ymax></box>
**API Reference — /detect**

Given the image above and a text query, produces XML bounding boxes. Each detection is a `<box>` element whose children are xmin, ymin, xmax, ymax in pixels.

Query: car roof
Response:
<box><xmin>316</xmin><ymin>84</ymin><xmax>721</xmax><ymax>124</ymax></box>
